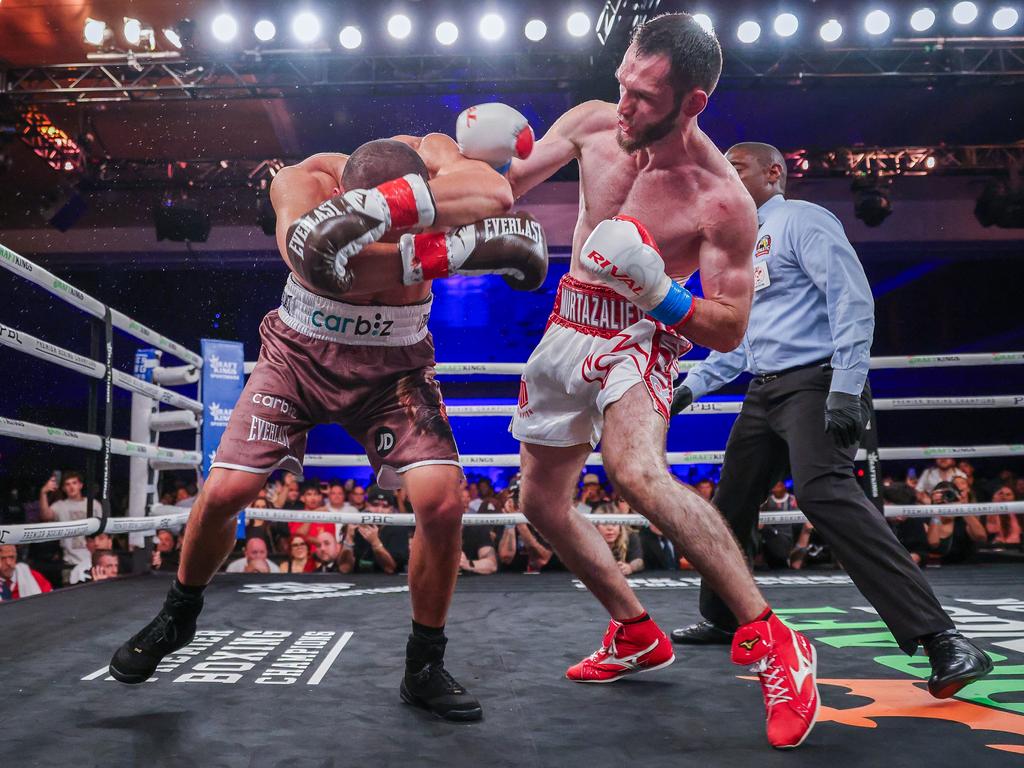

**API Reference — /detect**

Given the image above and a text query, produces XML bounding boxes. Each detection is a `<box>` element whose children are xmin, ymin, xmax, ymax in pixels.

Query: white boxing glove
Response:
<box><xmin>580</xmin><ymin>216</ymin><xmax>696</xmax><ymax>328</ymax></box>
<box><xmin>456</xmin><ymin>103</ymin><xmax>534</xmax><ymax>174</ymax></box>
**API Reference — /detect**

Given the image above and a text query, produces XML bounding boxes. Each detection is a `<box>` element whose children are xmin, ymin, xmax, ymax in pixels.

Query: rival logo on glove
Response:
<box><xmin>584</xmin><ymin>250</ymin><xmax>643</xmax><ymax>296</ymax></box>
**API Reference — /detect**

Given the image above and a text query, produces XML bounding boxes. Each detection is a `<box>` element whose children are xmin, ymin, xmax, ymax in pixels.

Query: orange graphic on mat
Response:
<box><xmin>816</xmin><ymin>678</ymin><xmax>1024</xmax><ymax>755</ymax></box>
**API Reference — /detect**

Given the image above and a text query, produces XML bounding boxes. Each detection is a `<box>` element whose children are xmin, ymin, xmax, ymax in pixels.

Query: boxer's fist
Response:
<box><xmin>400</xmin><ymin>213</ymin><xmax>548</xmax><ymax>291</ymax></box>
<box><xmin>456</xmin><ymin>103</ymin><xmax>534</xmax><ymax>174</ymax></box>
<box><xmin>285</xmin><ymin>174</ymin><xmax>436</xmax><ymax>295</ymax></box>
<box><xmin>580</xmin><ymin>216</ymin><xmax>695</xmax><ymax>329</ymax></box>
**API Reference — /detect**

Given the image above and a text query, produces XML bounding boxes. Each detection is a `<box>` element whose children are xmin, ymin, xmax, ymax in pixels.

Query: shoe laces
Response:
<box><xmin>421</xmin><ymin>662</ymin><xmax>465</xmax><ymax>695</ymax></box>
<box><xmin>588</xmin><ymin>624</ymin><xmax>623</xmax><ymax>662</ymax></box>
<box><xmin>753</xmin><ymin>654</ymin><xmax>792</xmax><ymax>707</ymax></box>
<box><xmin>133</xmin><ymin>610</ymin><xmax>179</xmax><ymax>648</ymax></box>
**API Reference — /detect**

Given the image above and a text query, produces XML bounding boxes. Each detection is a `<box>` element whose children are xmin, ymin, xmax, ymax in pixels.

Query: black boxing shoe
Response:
<box><xmin>923</xmin><ymin>629</ymin><xmax>994</xmax><ymax>699</ymax></box>
<box><xmin>671</xmin><ymin>619</ymin><xmax>735</xmax><ymax>645</ymax></box>
<box><xmin>400</xmin><ymin>632</ymin><xmax>482</xmax><ymax>722</ymax></box>
<box><xmin>109</xmin><ymin>581</ymin><xmax>204</xmax><ymax>684</ymax></box>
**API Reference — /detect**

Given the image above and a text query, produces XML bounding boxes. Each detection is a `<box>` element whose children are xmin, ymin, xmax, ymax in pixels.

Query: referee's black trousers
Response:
<box><xmin>697</xmin><ymin>365</ymin><xmax>953</xmax><ymax>654</ymax></box>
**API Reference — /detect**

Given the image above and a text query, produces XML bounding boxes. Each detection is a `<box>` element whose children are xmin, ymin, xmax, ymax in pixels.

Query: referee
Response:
<box><xmin>670</xmin><ymin>142</ymin><xmax>991</xmax><ymax>699</ymax></box>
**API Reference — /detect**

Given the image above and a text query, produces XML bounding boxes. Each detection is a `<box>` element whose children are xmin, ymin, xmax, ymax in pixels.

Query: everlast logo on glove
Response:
<box><xmin>287</xmin><ymin>200</ymin><xmax>347</xmax><ymax>260</ymax></box>
<box><xmin>483</xmin><ymin>216</ymin><xmax>544</xmax><ymax>244</ymax></box>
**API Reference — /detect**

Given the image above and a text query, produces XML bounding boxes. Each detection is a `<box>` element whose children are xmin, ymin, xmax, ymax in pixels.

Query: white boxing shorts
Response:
<box><xmin>511</xmin><ymin>274</ymin><xmax>692</xmax><ymax>448</ymax></box>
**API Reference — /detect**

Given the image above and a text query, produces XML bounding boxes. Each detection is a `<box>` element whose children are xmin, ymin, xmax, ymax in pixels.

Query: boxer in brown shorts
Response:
<box><xmin>110</xmin><ymin>119</ymin><xmax>548</xmax><ymax>722</ymax></box>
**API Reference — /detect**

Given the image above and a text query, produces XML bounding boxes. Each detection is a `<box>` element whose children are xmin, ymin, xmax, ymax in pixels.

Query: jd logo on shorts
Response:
<box><xmin>375</xmin><ymin>427</ymin><xmax>396</xmax><ymax>457</ymax></box>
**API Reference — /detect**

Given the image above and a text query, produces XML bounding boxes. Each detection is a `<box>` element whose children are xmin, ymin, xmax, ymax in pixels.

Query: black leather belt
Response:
<box><xmin>754</xmin><ymin>358</ymin><xmax>832</xmax><ymax>385</ymax></box>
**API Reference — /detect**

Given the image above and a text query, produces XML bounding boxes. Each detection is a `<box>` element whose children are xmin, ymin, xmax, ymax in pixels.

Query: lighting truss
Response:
<box><xmin>0</xmin><ymin>51</ymin><xmax>596</xmax><ymax>104</ymax></box>
<box><xmin>788</xmin><ymin>144</ymin><xmax>1024</xmax><ymax>178</ymax></box>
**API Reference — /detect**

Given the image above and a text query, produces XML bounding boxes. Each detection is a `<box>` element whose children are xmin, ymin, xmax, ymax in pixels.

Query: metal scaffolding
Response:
<box><xmin>2</xmin><ymin>37</ymin><xmax>1023</xmax><ymax>104</ymax></box>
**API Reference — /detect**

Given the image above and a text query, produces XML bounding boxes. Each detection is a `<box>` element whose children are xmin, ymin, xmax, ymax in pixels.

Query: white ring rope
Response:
<box><xmin>0</xmin><ymin>322</ymin><xmax>203</xmax><ymax>413</ymax></box>
<box><xmin>7</xmin><ymin>501</ymin><xmax>1021</xmax><ymax>547</ymax></box>
<box><xmin>245</xmin><ymin>352</ymin><xmax>1024</xmax><ymax>378</ymax></box>
<box><xmin>0</xmin><ymin>243</ymin><xmax>202</xmax><ymax>367</ymax></box>
<box><xmin>0</xmin><ymin>416</ymin><xmax>201</xmax><ymax>465</ymax></box>
<box><xmin>304</xmin><ymin>444</ymin><xmax>1024</xmax><ymax>468</ymax></box>
<box><xmin>441</xmin><ymin>395</ymin><xmax>1024</xmax><ymax>417</ymax></box>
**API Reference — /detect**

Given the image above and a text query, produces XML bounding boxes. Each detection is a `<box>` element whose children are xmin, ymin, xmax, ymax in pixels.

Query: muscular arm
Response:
<box><xmin>413</xmin><ymin>133</ymin><xmax>513</xmax><ymax>224</ymax></box>
<box><xmin>507</xmin><ymin>101</ymin><xmax>605</xmax><ymax>199</ymax></box>
<box><xmin>686</xmin><ymin>203</ymin><xmax>757</xmax><ymax>352</ymax></box>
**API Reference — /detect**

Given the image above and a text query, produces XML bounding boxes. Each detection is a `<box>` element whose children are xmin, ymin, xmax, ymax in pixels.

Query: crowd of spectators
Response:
<box><xmin>1</xmin><ymin>456</ymin><xmax>1021</xmax><ymax>601</ymax></box>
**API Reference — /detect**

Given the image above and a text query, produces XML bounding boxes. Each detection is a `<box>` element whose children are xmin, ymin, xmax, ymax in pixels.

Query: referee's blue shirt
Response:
<box><xmin>684</xmin><ymin>193</ymin><xmax>874</xmax><ymax>399</ymax></box>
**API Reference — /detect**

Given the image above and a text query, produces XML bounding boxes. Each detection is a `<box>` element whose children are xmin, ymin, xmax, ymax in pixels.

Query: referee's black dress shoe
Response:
<box><xmin>670</xmin><ymin>619</ymin><xmax>735</xmax><ymax>645</ymax></box>
<box><xmin>923</xmin><ymin>629</ymin><xmax>993</xmax><ymax>699</ymax></box>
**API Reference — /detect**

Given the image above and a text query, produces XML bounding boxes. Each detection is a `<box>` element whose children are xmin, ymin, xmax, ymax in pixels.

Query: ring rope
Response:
<box><xmin>0</xmin><ymin>416</ymin><xmax>201</xmax><ymax>464</ymax></box>
<box><xmin>0</xmin><ymin>321</ymin><xmax>203</xmax><ymax>413</ymax></box>
<box><xmin>244</xmin><ymin>352</ymin><xmax>1024</xmax><ymax>378</ymax></box>
<box><xmin>303</xmin><ymin>444</ymin><xmax>1024</xmax><ymax>468</ymax></box>
<box><xmin>6</xmin><ymin>501</ymin><xmax>1022</xmax><ymax>546</ymax></box>
<box><xmin>441</xmin><ymin>395</ymin><xmax>1024</xmax><ymax>417</ymax></box>
<box><xmin>0</xmin><ymin>243</ymin><xmax>202</xmax><ymax>368</ymax></box>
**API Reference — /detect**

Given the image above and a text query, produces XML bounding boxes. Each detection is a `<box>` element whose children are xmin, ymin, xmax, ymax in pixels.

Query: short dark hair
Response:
<box><xmin>328</xmin><ymin>479</ymin><xmax>345</xmax><ymax>490</ymax></box>
<box><xmin>631</xmin><ymin>13</ymin><xmax>723</xmax><ymax>98</ymax></box>
<box><xmin>341</xmin><ymin>139</ymin><xmax>429</xmax><ymax>190</ymax></box>
<box><xmin>63</xmin><ymin>470</ymin><xmax>84</xmax><ymax>484</ymax></box>
<box><xmin>300</xmin><ymin>481</ymin><xmax>322</xmax><ymax>495</ymax></box>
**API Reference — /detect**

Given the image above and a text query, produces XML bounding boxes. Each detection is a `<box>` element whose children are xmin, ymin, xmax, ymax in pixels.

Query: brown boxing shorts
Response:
<box><xmin>211</xmin><ymin>276</ymin><xmax>460</xmax><ymax>489</ymax></box>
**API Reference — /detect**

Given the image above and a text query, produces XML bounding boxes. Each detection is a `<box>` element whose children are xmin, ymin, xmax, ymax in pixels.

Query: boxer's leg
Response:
<box><xmin>403</xmin><ymin>464</ymin><xmax>465</xmax><ymax>628</ymax></box>
<box><xmin>601</xmin><ymin>383</ymin><xmax>766</xmax><ymax>625</ymax></box>
<box><xmin>519</xmin><ymin>441</ymin><xmax>644</xmax><ymax>621</ymax></box>
<box><xmin>177</xmin><ymin>467</ymin><xmax>269</xmax><ymax>586</ymax></box>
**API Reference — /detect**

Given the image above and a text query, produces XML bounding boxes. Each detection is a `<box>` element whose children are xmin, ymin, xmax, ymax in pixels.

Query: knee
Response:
<box><xmin>414</xmin><ymin>493</ymin><xmax>464</xmax><ymax>538</ymax></box>
<box><xmin>198</xmin><ymin>481</ymin><xmax>252</xmax><ymax>518</ymax></box>
<box><xmin>607</xmin><ymin>463</ymin><xmax>665</xmax><ymax>507</ymax></box>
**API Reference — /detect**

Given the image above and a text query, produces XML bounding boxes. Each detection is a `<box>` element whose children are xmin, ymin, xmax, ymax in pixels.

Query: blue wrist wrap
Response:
<box><xmin>648</xmin><ymin>282</ymin><xmax>694</xmax><ymax>325</ymax></box>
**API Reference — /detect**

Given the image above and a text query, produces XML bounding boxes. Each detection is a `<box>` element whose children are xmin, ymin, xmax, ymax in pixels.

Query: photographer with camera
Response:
<box><xmin>926</xmin><ymin>481</ymin><xmax>988</xmax><ymax>564</ymax></box>
<box><xmin>497</xmin><ymin>480</ymin><xmax>556</xmax><ymax>573</ymax></box>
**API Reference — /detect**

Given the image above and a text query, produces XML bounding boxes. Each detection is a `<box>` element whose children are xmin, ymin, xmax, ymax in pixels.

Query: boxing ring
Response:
<box><xmin>3</xmin><ymin>243</ymin><xmax>1024</xmax><ymax>766</ymax></box>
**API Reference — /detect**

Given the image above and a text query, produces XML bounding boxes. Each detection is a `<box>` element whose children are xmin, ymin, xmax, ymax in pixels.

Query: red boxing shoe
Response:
<box><xmin>566</xmin><ymin>616</ymin><xmax>675</xmax><ymax>683</ymax></box>
<box><xmin>732</xmin><ymin>613</ymin><xmax>819</xmax><ymax>749</ymax></box>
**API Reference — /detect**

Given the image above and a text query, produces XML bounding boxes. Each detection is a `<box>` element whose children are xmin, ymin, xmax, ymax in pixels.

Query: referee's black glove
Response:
<box><xmin>824</xmin><ymin>392</ymin><xmax>866</xmax><ymax>448</ymax></box>
<box><xmin>670</xmin><ymin>385</ymin><xmax>694</xmax><ymax>417</ymax></box>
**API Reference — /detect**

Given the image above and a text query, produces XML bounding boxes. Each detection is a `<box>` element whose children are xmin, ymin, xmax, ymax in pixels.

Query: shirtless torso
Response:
<box><xmin>271</xmin><ymin>132</ymin><xmax>512</xmax><ymax>307</ymax></box>
<box><xmin>511</xmin><ymin>100</ymin><xmax>757</xmax><ymax>352</ymax></box>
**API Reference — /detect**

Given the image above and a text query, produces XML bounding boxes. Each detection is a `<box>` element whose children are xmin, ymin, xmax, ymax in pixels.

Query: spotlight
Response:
<box><xmin>773</xmin><ymin>13</ymin><xmax>798</xmax><ymax>37</ymax></box>
<box><xmin>388</xmin><ymin>14</ymin><xmax>412</xmax><ymax>40</ymax></box>
<box><xmin>567</xmin><ymin>12</ymin><xmax>591</xmax><ymax>37</ymax></box>
<box><xmin>254</xmin><ymin>20</ymin><xmax>276</xmax><ymax>42</ymax></box>
<box><xmin>164</xmin><ymin>19</ymin><xmax>195</xmax><ymax>50</ymax></box>
<box><xmin>924</xmin><ymin>156</ymin><xmax>936</xmax><ymax>170</ymax></box>
<box><xmin>525</xmin><ymin>19</ymin><xmax>547</xmax><ymax>41</ymax></box>
<box><xmin>737</xmin><ymin>20</ymin><xmax>761</xmax><ymax>43</ymax></box>
<box><xmin>852</xmin><ymin>179</ymin><xmax>892</xmax><ymax>227</ymax></box>
<box><xmin>292</xmin><ymin>12</ymin><xmax>321</xmax><ymax>43</ymax></box>
<box><xmin>480</xmin><ymin>13</ymin><xmax>506</xmax><ymax>41</ymax></box>
<box><xmin>993</xmin><ymin>7</ymin><xmax>1020</xmax><ymax>30</ymax></box>
<box><xmin>819</xmin><ymin>19</ymin><xmax>843</xmax><ymax>42</ymax></box>
<box><xmin>123</xmin><ymin>17</ymin><xmax>142</xmax><ymax>45</ymax></box>
<box><xmin>909</xmin><ymin>7</ymin><xmax>936</xmax><ymax>31</ymax></box>
<box><xmin>84</xmin><ymin>18</ymin><xmax>107</xmax><ymax>46</ymax></box>
<box><xmin>154</xmin><ymin>196</ymin><xmax>212</xmax><ymax>242</ymax></box>
<box><xmin>952</xmin><ymin>2</ymin><xmax>979</xmax><ymax>24</ymax></box>
<box><xmin>692</xmin><ymin>14</ymin><xmax>714</xmax><ymax>34</ymax></box>
<box><xmin>798</xmin><ymin>158</ymin><xmax>810</xmax><ymax>171</ymax></box>
<box><xmin>864</xmin><ymin>10</ymin><xmax>891</xmax><ymax>35</ymax></box>
<box><xmin>339</xmin><ymin>26</ymin><xmax>362</xmax><ymax>49</ymax></box>
<box><xmin>975</xmin><ymin>180</ymin><xmax>1024</xmax><ymax>228</ymax></box>
<box><xmin>211</xmin><ymin>13</ymin><xmax>238</xmax><ymax>43</ymax></box>
<box><xmin>435</xmin><ymin>21</ymin><xmax>459</xmax><ymax>46</ymax></box>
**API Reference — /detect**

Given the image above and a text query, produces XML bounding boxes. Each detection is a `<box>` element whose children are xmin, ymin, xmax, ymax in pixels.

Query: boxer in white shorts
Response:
<box><xmin>514</xmin><ymin>273</ymin><xmax>690</xmax><ymax>448</ymax></box>
<box><xmin>475</xmin><ymin>12</ymin><xmax>822</xmax><ymax>750</ymax></box>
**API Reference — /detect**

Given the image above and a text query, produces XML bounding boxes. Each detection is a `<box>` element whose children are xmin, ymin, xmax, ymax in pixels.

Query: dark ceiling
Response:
<box><xmin>1</xmin><ymin>0</ymin><xmax>1022</xmax><ymax>230</ymax></box>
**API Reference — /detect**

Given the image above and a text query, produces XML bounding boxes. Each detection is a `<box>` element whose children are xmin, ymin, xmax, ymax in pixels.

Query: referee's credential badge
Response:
<box><xmin>754</xmin><ymin>234</ymin><xmax>772</xmax><ymax>258</ymax></box>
